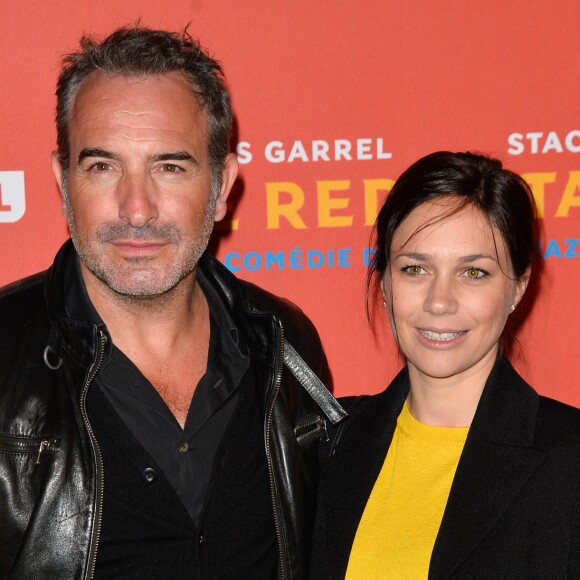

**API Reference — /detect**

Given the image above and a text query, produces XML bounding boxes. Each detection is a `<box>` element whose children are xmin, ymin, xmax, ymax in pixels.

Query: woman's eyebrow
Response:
<box><xmin>395</xmin><ymin>252</ymin><xmax>431</xmax><ymax>261</ymax></box>
<box><xmin>458</xmin><ymin>254</ymin><xmax>497</xmax><ymax>263</ymax></box>
<box><xmin>394</xmin><ymin>252</ymin><xmax>499</xmax><ymax>263</ymax></box>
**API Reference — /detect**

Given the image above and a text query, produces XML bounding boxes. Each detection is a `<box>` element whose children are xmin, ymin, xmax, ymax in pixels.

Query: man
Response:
<box><xmin>0</xmin><ymin>26</ymin><xmax>345</xmax><ymax>579</ymax></box>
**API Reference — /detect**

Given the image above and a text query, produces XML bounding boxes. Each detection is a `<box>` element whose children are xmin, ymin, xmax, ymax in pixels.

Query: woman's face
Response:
<box><xmin>382</xmin><ymin>199</ymin><xmax>529</xmax><ymax>385</ymax></box>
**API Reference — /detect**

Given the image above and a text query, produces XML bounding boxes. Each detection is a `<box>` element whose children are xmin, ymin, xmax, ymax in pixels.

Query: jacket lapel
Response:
<box><xmin>429</xmin><ymin>358</ymin><xmax>546</xmax><ymax>579</ymax></box>
<box><xmin>316</xmin><ymin>369</ymin><xmax>409</xmax><ymax>577</ymax></box>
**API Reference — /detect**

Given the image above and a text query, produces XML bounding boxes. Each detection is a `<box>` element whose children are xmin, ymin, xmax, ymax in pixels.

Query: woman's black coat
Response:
<box><xmin>311</xmin><ymin>358</ymin><xmax>580</xmax><ymax>579</ymax></box>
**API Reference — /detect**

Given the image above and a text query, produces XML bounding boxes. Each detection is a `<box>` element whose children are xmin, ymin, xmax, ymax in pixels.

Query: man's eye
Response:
<box><xmin>89</xmin><ymin>162</ymin><xmax>111</xmax><ymax>172</ymax></box>
<box><xmin>160</xmin><ymin>164</ymin><xmax>182</xmax><ymax>173</ymax></box>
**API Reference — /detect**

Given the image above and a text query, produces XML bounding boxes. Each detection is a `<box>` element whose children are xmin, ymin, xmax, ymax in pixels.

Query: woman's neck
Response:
<box><xmin>405</xmin><ymin>352</ymin><xmax>498</xmax><ymax>427</ymax></box>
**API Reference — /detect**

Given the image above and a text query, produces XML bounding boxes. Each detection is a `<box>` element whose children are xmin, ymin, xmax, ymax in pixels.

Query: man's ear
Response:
<box><xmin>213</xmin><ymin>153</ymin><xmax>238</xmax><ymax>222</ymax></box>
<box><xmin>51</xmin><ymin>151</ymin><xmax>67</xmax><ymax>218</ymax></box>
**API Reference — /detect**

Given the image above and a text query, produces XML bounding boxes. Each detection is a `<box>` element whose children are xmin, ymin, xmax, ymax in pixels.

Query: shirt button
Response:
<box><xmin>141</xmin><ymin>467</ymin><xmax>158</xmax><ymax>484</ymax></box>
<box><xmin>178</xmin><ymin>443</ymin><xmax>189</xmax><ymax>453</ymax></box>
<box><xmin>199</xmin><ymin>534</ymin><xmax>205</xmax><ymax>545</ymax></box>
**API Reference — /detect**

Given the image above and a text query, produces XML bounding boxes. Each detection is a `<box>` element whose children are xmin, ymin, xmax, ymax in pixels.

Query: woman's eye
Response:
<box><xmin>464</xmin><ymin>268</ymin><xmax>487</xmax><ymax>279</ymax></box>
<box><xmin>403</xmin><ymin>265</ymin><xmax>424</xmax><ymax>276</ymax></box>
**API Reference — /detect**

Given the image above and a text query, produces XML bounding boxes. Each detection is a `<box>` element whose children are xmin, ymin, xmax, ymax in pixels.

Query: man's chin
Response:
<box><xmin>110</xmin><ymin>277</ymin><xmax>182</xmax><ymax>298</ymax></box>
<box><xmin>77</xmin><ymin>247</ymin><xmax>202</xmax><ymax>299</ymax></box>
<box><xmin>90</xmin><ymin>268</ymin><xmax>187</xmax><ymax>298</ymax></box>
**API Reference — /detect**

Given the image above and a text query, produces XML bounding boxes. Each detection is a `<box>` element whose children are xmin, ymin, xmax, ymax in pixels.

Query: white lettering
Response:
<box><xmin>287</xmin><ymin>141</ymin><xmax>309</xmax><ymax>163</ymax></box>
<box><xmin>542</xmin><ymin>131</ymin><xmax>564</xmax><ymax>154</ymax></box>
<box><xmin>508</xmin><ymin>130</ymin><xmax>580</xmax><ymax>155</ymax></box>
<box><xmin>507</xmin><ymin>132</ymin><xmax>525</xmax><ymax>155</ymax></box>
<box><xmin>311</xmin><ymin>140</ymin><xmax>330</xmax><ymax>162</ymax></box>
<box><xmin>236</xmin><ymin>141</ymin><xmax>253</xmax><ymax>164</ymax></box>
<box><xmin>526</xmin><ymin>132</ymin><xmax>543</xmax><ymax>154</ymax></box>
<box><xmin>357</xmin><ymin>138</ymin><xmax>373</xmax><ymax>160</ymax></box>
<box><xmin>377</xmin><ymin>138</ymin><xmax>393</xmax><ymax>159</ymax></box>
<box><xmin>0</xmin><ymin>171</ymin><xmax>26</xmax><ymax>223</ymax></box>
<box><xmin>263</xmin><ymin>138</ymin><xmax>394</xmax><ymax>163</ymax></box>
<box><xmin>265</xmin><ymin>141</ymin><xmax>285</xmax><ymax>163</ymax></box>
<box><xmin>334</xmin><ymin>139</ymin><xmax>352</xmax><ymax>161</ymax></box>
<box><xmin>565</xmin><ymin>130</ymin><xmax>580</xmax><ymax>153</ymax></box>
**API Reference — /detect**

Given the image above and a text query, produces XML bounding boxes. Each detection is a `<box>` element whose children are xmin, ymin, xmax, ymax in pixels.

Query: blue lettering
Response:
<box><xmin>307</xmin><ymin>250</ymin><xmax>324</xmax><ymax>268</ymax></box>
<box><xmin>564</xmin><ymin>239</ymin><xmax>579</xmax><ymax>258</ymax></box>
<box><xmin>289</xmin><ymin>246</ymin><xmax>303</xmax><ymax>269</ymax></box>
<box><xmin>327</xmin><ymin>249</ymin><xmax>334</xmax><ymax>267</ymax></box>
<box><xmin>364</xmin><ymin>248</ymin><xmax>377</xmax><ymax>267</ymax></box>
<box><xmin>265</xmin><ymin>251</ymin><xmax>285</xmax><ymax>270</ymax></box>
<box><xmin>544</xmin><ymin>240</ymin><xmax>562</xmax><ymax>259</ymax></box>
<box><xmin>243</xmin><ymin>252</ymin><xmax>262</xmax><ymax>271</ymax></box>
<box><xmin>224</xmin><ymin>252</ymin><xmax>241</xmax><ymax>272</ymax></box>
<box><xmin>338</xmin><ymin>248</ymin><xmax>352</xmax><ymax>267</ymax></box>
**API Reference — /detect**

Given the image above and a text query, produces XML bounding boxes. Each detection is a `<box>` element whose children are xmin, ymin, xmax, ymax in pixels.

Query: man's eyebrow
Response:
<box><xmin>152</xmin><ymin>151</ymin><xmax>198</xmax><ymax>164</ymax></box>
<box><xmin>77</xmin><ymin>149</ymin><xmax>198</xmax><ymax>165</ymax></box>
<box><xmin>78</xmin><ymin>148</ymin><xmax>119</xmax><ymax>163</ymax></box>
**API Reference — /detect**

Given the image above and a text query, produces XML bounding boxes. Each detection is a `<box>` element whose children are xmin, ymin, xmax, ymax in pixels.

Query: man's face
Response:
<box><xmin>52</xmin><ymin>71</ymin><xmax>237</xmax><ymax>297</ymax></box>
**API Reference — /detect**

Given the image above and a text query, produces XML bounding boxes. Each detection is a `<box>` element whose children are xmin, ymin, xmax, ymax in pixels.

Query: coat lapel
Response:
<box><xmin>429</xmin><ymin>358</ymin><xmax>546</xmax><ymax>579</ymax></box>
<box><xmin>316</xmin><ymin>369</ymin><xmax>409</xmax><ymax>577</ymax></box>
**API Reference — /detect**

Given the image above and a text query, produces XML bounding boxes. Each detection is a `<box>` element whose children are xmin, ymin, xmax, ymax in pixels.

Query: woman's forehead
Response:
<box><xmin>391</xmin><ymin>200</ymin><xmax>507</xmax><ymax>259</ymax></box>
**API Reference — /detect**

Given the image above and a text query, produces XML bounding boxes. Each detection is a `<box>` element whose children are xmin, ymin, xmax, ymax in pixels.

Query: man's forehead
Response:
<box><xmin>72</xmin><ymin>70</ymin><xmax>203</xmax><ymax>115</ymax></box>
<box><xmin>68</xmin><ymin>70</ymin><xmax>207</xmax><ymax>136</ymax></box>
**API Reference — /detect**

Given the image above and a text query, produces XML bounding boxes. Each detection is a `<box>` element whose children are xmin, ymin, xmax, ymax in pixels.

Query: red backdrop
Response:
<box><xmin>1</xmin><ymin>1</ymin><xmax>579</xmax><ymax>404</ymax></box>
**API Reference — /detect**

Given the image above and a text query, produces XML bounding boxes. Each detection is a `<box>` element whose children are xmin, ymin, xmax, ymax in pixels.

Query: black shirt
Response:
<box><xmin>65</xmin><ymin>256</ymin><xmax>250</xmax><ymax>524</ymax></box>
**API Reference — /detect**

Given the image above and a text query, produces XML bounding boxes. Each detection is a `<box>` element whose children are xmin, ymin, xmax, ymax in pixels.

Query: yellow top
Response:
<box><xmin>346</xmin><ymin>403</ymin><xmax>468</xmax><ymax>580</ymax></box>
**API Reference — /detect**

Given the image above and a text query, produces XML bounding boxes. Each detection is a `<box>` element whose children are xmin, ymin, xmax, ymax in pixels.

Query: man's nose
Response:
<box><xmin>117</xmin><ymin>173</ymin><xmax>159</xmax><ymax>228</ymax></box>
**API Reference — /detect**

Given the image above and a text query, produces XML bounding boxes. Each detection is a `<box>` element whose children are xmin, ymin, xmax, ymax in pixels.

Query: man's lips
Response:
<box><xmin>110</xmin><ymin>240</ymin><xmax>170</xmax><ymax>255</ymax></box>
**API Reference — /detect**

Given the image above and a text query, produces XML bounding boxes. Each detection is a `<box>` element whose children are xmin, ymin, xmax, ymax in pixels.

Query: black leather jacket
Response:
<box><xmin>0</xmin><ymin>241</ymin><xmax>346</xmax><ymax>580</ymax></box>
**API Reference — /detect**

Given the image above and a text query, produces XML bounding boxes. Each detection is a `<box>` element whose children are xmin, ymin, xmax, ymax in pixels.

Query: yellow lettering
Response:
<box><xmin>522</xmin><ymin>172</ymin><xmax>556</xmax><ymax>218</ymax></box>
<box><xmin>266</xmin><ymin>182</ymin><xmax>307</xmax><ymax>229</ymax></box>
<box><xmin>555</xmin><ymin>171</ymin><xmax>580</xmax><ymax>217</ymax></box>
<box><xmin>364</xmin><ymin>179</ymin><xmax>394</xmax><ymax>226</ymax></box>
<box><xmin>317</xmin><ymin>180</ymin><xmax>352</xmax><ymax>227</ymax></box>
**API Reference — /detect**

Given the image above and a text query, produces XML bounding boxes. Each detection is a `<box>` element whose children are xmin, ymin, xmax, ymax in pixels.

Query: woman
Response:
<box><xmin>311</xmin><ymin>152</ymin><xmax>580</xmax><ymax>579</ymax></box>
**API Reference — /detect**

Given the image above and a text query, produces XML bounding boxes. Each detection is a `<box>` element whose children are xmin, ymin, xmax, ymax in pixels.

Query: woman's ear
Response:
<box><xmin>380</xmin><ymin>275</ymin><xmax>390</xmax><ymax>310</ymax></box>
<box><xmin>513</xmin><ymin>267</ymin><xmax>531</xmax><ymax>310</ymax></box>
<box><xmin>380</xmin><ymin>279</ymin><xmax>386</xmax><ymax>305</ymax></box>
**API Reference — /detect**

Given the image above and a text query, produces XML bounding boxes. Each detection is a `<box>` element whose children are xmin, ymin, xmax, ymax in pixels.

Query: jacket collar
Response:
<box><xmin>44</xmin><ymin>241</ymin><xmax>102</xmax><ymax>368</ymax></box>
<box><xmin>43</xmin><ymin>241</ymin><xmax>270</xmax><ymax>368</ymax></box>
<box><xmin>197</xmin><ymin>252</ymin><xmax>268</xmax><ymax>357</ymax></box>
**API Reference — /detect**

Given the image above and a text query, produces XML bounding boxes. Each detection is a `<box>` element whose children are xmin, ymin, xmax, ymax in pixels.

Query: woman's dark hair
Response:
<box><xmin>368</xmin><ymin>151</ymin><xmax>539</xmax><ymax>340</ymax></box>
<box><xmin>55</xmin><ymin>25</ymin><xmax>232</xmax><ymax>196</ymax></box>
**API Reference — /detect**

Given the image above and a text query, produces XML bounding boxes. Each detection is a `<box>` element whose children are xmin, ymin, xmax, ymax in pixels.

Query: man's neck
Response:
<box><xmin>81</xmin><ymin>265</ymin><xmax>208</xmax><ymax>356</ymax></box>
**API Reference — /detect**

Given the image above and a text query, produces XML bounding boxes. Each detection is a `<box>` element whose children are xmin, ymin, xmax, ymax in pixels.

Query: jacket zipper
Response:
<box><xmin>0</xmin><ymin>435</ymin><xmax>59</xmax><ymax>464</ymax></box>
<box><xmin>294</xmin><ymin>414</ymin><xmax>328</xmax><ymax>444</ymax></box>
<box><xmin>81</xmin><ymin>329</ymin><xmax>108</xmax><ymax>580</ymax></box>
<box><xmin>264</xmin><ymin>319</ymin><xmax>288</xmax><ymax>580</ymax></box>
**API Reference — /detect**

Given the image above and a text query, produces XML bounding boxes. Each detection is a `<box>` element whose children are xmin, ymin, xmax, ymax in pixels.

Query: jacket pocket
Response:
<box><xmin>0</xmin><ymin>434</ymin><xmax>59</xmax><ymax>465</ymax></box>
<box><xmin>294</xmin><ymin>413</ymin><xmax>328</xmax><ymax>446</ymax></box>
